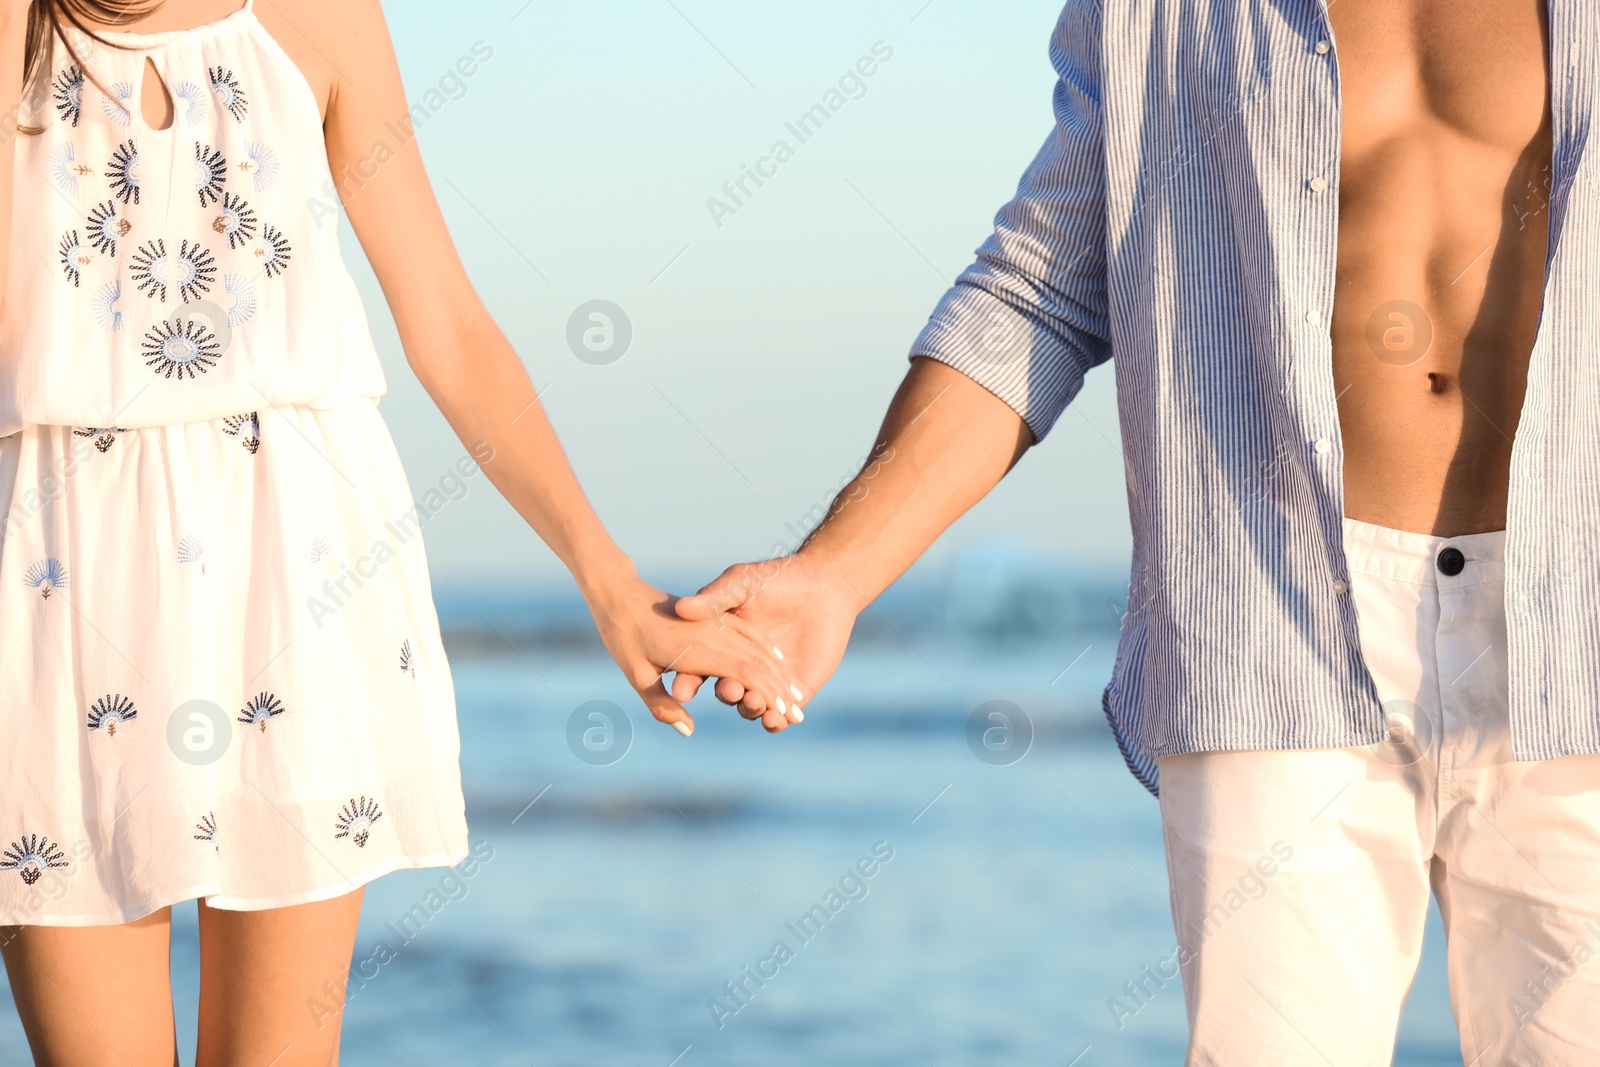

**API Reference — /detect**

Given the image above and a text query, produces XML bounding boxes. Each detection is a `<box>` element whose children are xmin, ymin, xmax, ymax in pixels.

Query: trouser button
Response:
<box><xmin>1437</xmin><ymin>546</ymin><xmax>1466</xmax><ymax>576</ymax></box>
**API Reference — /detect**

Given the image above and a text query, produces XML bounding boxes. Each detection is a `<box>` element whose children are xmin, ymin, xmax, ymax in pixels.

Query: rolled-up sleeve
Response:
<box><xmin>910</xmin><ymin>0</ymin><xmax>1111</xmax><ymax>442</ymax></box>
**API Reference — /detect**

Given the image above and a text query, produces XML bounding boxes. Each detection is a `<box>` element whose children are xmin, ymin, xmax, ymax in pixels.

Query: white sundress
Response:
<box><xmin>0</xmin><ymin>0</ymin><xmax>468</xmax><ymax>924</ymax></box>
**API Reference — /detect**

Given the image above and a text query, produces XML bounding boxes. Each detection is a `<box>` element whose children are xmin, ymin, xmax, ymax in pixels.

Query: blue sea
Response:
<box><xmin>0</xmin><ymin>560</ymin><xmax>1464</xmax><ymax>1065</ymax></box>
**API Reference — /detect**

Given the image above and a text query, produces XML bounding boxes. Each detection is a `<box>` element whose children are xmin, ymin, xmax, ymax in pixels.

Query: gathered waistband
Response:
<box><xmin>0</xmin><ymin>397</ymin><xmax>382</xmax><ymax>439</ymax></box>
<box><xmin>1341</xmin><ymin>516</ymin><xmax>1505</xmax><ymax>588</ymax></box>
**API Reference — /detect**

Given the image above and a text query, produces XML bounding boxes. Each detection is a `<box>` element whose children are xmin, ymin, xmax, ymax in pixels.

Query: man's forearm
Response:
<box><xmin>800</xmin><ymin>356</ymin><xmax>1034</xmax><ymax>611</ymax></box>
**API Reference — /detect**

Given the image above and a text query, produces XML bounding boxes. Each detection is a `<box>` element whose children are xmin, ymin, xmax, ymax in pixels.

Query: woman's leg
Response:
<box><xmin>195</xmin><ymin>889</ymin><xmax>364</xmax><ymax>1067</ymax></box>
<box><xmin>0</xmin><ymin>909</ymin><xmax>178</xmax><ymax>1067</ymax></box>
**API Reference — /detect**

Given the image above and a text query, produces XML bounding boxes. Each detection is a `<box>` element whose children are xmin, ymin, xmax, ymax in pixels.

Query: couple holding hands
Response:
<box><xmin>5</xmin><ymin>0</ymin><xmax>1600</xmax><ymax>1064</ymax></box>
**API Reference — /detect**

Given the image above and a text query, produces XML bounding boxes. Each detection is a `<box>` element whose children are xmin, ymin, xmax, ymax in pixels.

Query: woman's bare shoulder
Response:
<box><xmin>251</xmin><ymin>0</ymin><xmax>388</xmax><ymax>123</ymax></box>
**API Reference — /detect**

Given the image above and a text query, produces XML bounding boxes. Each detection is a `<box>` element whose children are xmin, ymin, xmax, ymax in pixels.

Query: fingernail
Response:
<box><xmin>791</xmin><ymin>706</ymin><xmax>805</xmax><ymax>723</ymax></box>
<box><xmin>776</xmin><ymin>696</ymin><xmax>788</xmax><ymax>715</ymax></box>
<box><xmin>790</xmin><ymin>684</ymin><xmax>805</xmax><ymax>701</ymax></box>
<box><xmin>773</xmin><ymin>646</ymin><xmax>785</xmax><ymax>660</ymax></box>
<box><xmin>673</xmin><ymin>721</ymin><xmax>693</xmax><ymax>738</ymax></box>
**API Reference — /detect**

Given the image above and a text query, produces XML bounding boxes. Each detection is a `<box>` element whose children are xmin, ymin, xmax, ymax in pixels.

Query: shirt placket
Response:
<box><xmin>1297</xmin><ymin>3</ymin><xmax>1365</xmax><ymax>648</ymax></box>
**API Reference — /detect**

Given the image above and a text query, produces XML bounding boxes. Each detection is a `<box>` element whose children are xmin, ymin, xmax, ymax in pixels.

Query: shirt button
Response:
<box><xmin>1332</xmin><ymin>579</ymin><xmax>1349</xmax><ymax>595</ymax></box>
<box><xmin>1313</xmin><ymin>438</ymin><xmax>1332</xmax><ymax>455</ymax></box>
<box><xmin>1305</xmin><ymin>309</ymin><xmax>1322</xmax><ymax>325</ymax></box>
<box><xmin>1315</xmin><ymin>39</ymin><xmax>1332</xmax><ymax>55</ymax></box>
<box><xmin>1309</xmin><ymin>176</ymin><xmax>1328</xmax><ymax>192</ymax></box>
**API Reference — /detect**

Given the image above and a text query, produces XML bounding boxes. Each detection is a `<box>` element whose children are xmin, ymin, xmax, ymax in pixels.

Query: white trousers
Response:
<box><xmin>1157</xmin><ymin>517</ymin><xmax>1600</xmax><ymax>1066</ymax></box>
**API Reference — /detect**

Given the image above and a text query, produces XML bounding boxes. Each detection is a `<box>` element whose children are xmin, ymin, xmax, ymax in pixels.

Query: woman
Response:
<box><xmin>0</xmin><ymin>0</ymin><xmax>804</xmax><ymax>1062</ymax></box>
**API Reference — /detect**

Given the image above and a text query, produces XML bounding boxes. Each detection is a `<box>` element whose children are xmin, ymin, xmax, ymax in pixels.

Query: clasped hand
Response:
<box><xmin>673</xmin><ymin>553</ymin><xmax>860</xmax><ymax>734</ymax></box>
<box><xmin>592</xmin><ymin>553</ymin><xmax>859</xmax><ymax>737</ymax></box>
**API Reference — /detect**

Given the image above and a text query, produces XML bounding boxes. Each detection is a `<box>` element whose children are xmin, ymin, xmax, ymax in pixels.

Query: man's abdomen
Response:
<box><xmin>1326</xmin><ymin>0</ymin><xmax>1551</xmax><ymax>536</ymax></box>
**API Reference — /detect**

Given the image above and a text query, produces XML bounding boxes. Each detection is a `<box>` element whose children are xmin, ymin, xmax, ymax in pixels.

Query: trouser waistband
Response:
<box><xmin>1341</xmin><ymin>517</ymin><xmax>1505</xmax><ymax>588</ymax></box>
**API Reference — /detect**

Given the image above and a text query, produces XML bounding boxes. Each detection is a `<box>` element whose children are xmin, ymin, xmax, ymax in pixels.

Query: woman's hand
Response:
<box><xmin>584</xmin><ymin>570</ymin><xmax>804</xmax><ymax>737</ymax></box>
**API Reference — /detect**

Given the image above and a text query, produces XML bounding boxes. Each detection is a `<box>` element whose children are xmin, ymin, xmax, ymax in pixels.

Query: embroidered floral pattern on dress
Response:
<box><xmin>73</xmin><ymin>426</ymin><xmax>126</xmax><ymax>452</ymax></box>
<box><xmin>194</xmin><ymin>813</ymin><xmax>218</xmax><ymax>851</ymax></box>
<box><xmin>105</xmin><ymin>140</ymin><xmax>142</xmax><ymax>205</ymax></box>
<box><xmin>23</xmin><ymin>558</ymin><xmax>69</xmax><ymax>598</ymax></box>
<box><xmin>223</xmin><ymin>273</ymin><xmax>256</xmax><ymax>326</ymax></box>
<box><xmin>309</xmin><ymin>536</ymin><xmax>331</xmax><ymax>564</ymax></box>
<box><xmin>258</xmin><ymin>224</ymin><xmax>292</xmax><ymax>278</ymax></box>
<box><xmin>0</xmin><ymin>835</ymin><xmax>69</xmax><ymax>885</ymax></box>
<box><xmin>143</xmin><ymin>316</ymin><xmax>222</xmax><ymax>379</ymax></box>
<box><xmin>59</xmin><ymin>230</ymin><xmax>88</xmax><ymax>287</ymax></box>
<box><xmin>91</xmin><ymin>280</ymin><xmax>125</xmax><ymax>332</ymax></box>
<box><xmin>52</xmin><ymin>64</ymin><xmax>83</xmax><ymax>126</ymax></box>
<box><xmin>172</xmin><ymin>80</ymin><xmax>208</xmax><ymax>127</ymax></box>
<box><xmin>335</xmin><ymin>797</ymin><xmax>383</xmax><ymax>848</ymax></box>
<box><xmin>223</xmin><ymin>412</ymin><xmax>261</xmax><ymax>453</ymax></box>
<box><xmin>48</xmin><ymin>142</ymin><xmax>80</xmax><ymax>199</ymax></box>
<box><xmin>33</xmin><ymin>33</ymin><xmax>323</xmax><ymax>418</ymax></box>
<box><xmin>85</xmin><ymin>200</ymin><xmax>129</xmax><ymax>257</ymax></box>
<box><xmin>178</xmin><ymin>535</ymin><xmax>206</xmax><ymax>572</ymax></box>
<box><xmin>242</xmin><ymin>141</ymin><xmax>279</xmax><ymax>192</ymax></box>
<box><xmin>214</xmin><ymin>193</ymin><xmax>258</xmax><ymax>249</ymax></box>
<box><xmin>87</xmin><ymin>694</ymin><xmax>137</xmax><ymax>736</ymax></box>
<box><xmin>400</xmin><ymin>640</ymin><xmax>416</xmax><ymax>677</ymax></box>
<box><xmin>209</xmin><ymin>65</ymin><xmax>248</xmax><ymax>122</ymax></box>
<box><xmin>239</xmin><ymin>691</ymin><xmax>284</xmax><ymax>731</ymax></box>
<box><xmin>130</xmin><ymin>238</ymin><xmax>217</xmax><ymax>303</ymax></box>
<box><xmin>101</xmin><ymin>81</ymin><xmax>134</xmax><ymax>127</ymax></box>
<box><xmin>195</xmin><ymin>142</ymin><xmax>227</xmax><ymax>206</ymax></box>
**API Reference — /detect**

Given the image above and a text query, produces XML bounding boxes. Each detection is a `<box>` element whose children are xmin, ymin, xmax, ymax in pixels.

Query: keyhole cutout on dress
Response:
<box><xmin>140</xmin><ymin>57</ymin><xmax>176</xmax><ymax>131</ymax></box>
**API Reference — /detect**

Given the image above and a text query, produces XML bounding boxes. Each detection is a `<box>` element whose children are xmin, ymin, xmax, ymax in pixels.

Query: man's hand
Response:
<box><xmin>585</xmin><ymin>572</ymin><xmax>801</xmax><ymax>737</ymax></box>
<box><xmin>671</xmin><ymin>553</ymin><xmax>862</xmax><ymax>733</ymax></box>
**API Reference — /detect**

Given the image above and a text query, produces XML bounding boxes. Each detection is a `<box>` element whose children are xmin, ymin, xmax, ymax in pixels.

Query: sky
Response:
<box><xmin>356</xmin><ymin>0</ymin><xmax>1130</xmax><ymax>587</ymax></box>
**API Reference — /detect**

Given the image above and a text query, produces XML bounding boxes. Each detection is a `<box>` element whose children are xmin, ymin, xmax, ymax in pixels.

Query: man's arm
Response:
<box><xmin>672</xmin><ymin>358</ymin><xmax>1032</xmax><ymax>729</ymax></box>
<box><xmin>795</xmin><ymin>357</ymin><xmax>1035</xmax><ymax>608</ymax></box>
<box><xmin>674</xmin><ymin>0</ymin><xmax>1113</xmax><ymax>731</ymax></box>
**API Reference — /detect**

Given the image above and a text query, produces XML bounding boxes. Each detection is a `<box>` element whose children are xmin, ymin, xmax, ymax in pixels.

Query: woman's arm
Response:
<box><xmin>296</xmin><ymin>0</ymin><xmax>798</xmax><ymax>733</ymax></box>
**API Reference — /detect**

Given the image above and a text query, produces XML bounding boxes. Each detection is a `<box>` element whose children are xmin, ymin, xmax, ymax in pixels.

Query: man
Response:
<box><xmin>671</xmin><ymin>0</ymin><xmax>1600</xmax><ymax>1063</ymax></box>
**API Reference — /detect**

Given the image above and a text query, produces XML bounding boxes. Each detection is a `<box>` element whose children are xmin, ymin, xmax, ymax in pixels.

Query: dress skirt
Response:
<box><xmin>0</xmin><ymin>399</ymin><xmax>469</xmax><ymax>925</ymax></box>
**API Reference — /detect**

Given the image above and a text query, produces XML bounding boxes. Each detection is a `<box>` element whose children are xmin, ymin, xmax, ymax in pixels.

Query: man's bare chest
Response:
<box><xmin>1329</xmin><ymin>0</ymin><xmax>1550</xmax><ymax>161</ymax></box>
